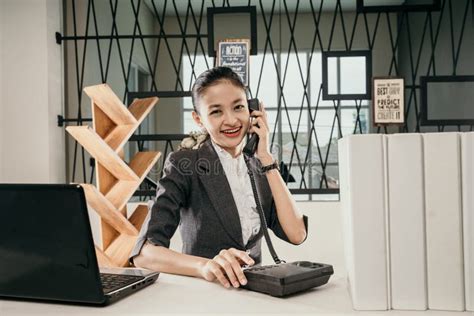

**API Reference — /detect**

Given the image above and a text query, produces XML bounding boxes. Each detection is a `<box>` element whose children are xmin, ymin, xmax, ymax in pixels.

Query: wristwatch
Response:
<box><xmin>261</xmin><ymin>160</ymin><xmax>279</xmax><ymax>173</ymax></box>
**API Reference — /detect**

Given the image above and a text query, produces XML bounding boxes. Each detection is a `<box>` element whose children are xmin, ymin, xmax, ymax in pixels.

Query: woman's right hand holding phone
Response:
<box><xmin>199</xmin><ymin>248</ymin><xmax>255</xmax><ymax>288</ymax></box>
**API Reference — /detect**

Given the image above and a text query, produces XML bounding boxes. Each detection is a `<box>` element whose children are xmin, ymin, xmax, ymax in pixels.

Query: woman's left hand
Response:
<box><xmin>248</xmin><ymin>101</ymin><xmax>274</xmax><ymax>166</ymax></box>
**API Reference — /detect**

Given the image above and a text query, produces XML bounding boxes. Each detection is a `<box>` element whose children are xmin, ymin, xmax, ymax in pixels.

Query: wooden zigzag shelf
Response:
<box><xmin>66</xmin><ymin>83</ymin><xmax>160</xmax><ymax>267</ymax></box>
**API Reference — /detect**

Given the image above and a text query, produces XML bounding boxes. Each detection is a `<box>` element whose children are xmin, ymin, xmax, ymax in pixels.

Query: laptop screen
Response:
<box><xmin>0</xmin><ymin>184</ymin><xmax>105</xmax><ymax>303</ymax></box>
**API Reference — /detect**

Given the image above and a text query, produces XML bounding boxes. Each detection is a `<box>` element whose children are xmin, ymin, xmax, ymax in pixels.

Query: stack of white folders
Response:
<box><xmin>338</xmin><ymin>132</ymin><xmax>473</xmax><ymax>312</ymax></box>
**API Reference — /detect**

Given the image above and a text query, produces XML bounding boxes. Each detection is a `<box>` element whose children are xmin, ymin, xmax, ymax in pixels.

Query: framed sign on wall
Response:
<box><xmin>217</xmin><ymin>39</ymin><xmax>250</xmax><ymax>86</ymax></box>
<box><xmin>372</xmin><ymin>77</ymin><xmax>405</xmax><ymax>126</ymax></box>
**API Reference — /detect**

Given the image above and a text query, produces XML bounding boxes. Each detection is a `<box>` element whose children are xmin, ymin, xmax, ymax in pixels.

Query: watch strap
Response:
<box><xmin>261</xmin><ymin>160</ymin><xmax>279</xmax><ymax>173</ymax></box>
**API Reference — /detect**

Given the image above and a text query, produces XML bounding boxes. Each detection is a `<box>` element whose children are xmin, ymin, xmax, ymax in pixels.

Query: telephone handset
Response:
<box><xmin>243</xmin><ymin>98</ymin><xmax>260</xmax><ymax>156</ymax></box>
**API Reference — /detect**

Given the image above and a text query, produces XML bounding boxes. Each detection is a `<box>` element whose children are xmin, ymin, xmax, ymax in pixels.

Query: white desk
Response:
<box><xmin>0</xmin><ymin>272</ymin><xmax>470</xmax><ymax>316</ymax></box>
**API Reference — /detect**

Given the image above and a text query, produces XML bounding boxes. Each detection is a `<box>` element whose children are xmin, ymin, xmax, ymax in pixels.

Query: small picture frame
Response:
<box><xmin>372</xmin><ymin>77</ymin><xmax>405</xmax><ymax>126</ymax></box>
<box><xmin>217</xmin><ymin>39</ymin><xmax>250</xmax><ymax>86</ymax></box>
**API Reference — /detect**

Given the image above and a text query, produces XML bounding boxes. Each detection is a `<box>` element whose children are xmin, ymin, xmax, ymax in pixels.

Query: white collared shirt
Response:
<box><xmin>211</xmin><ymin>140</ymin><xmax>261</xmax><ymax>246</ymax></box>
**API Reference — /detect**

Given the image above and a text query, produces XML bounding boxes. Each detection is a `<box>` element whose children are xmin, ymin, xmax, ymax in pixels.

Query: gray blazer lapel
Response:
<box><xmin>196</xmin><ymin>140</ymin><xmax>244</xmax><ymax>247</ymax></box>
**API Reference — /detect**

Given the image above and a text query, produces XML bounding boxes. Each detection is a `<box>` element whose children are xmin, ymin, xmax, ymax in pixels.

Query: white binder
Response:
<box><xmin>461</xmin><ymin>132</ymin><xmax>474</xmax><ymax>311</ymax></box>
<box><xmin>338</xmin><ymin>134</ymin><xmax>388</xmax><ymax>310</ymax></box>
<box><xmin>386</xmin><ymin>134</ymin><xmax>427</xmax><ymax>310</ymax></box>
<box><xmin>423</xmin><ymin>132</ymin><xmax>465</xmax><ymax>311</ymax></box>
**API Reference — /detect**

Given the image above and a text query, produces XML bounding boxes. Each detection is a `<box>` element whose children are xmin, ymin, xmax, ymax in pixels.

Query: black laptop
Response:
<box><xmin>0</xmin><ymin>183</ymin><xmax>159</xmax><ymax>306</ymax></box>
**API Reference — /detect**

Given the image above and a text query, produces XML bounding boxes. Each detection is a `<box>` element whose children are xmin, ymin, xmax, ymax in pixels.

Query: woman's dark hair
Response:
<box><xmin>191</xmin><ymin>66</ymin><xmax>247</xmax><ymax>112</ymax></box>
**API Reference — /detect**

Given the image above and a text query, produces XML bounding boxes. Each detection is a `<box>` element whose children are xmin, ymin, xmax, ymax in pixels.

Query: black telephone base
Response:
<box><xmin>242</xmin><ymin>261</ymin><xmax>334</xmax><ymax>297</ymax></box>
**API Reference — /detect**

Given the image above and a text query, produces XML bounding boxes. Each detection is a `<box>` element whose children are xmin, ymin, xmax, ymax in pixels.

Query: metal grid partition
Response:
<box><xmin>58</xmin><ymin>0</ymin><xmax>474</xmax><ymax>200</ymax></box>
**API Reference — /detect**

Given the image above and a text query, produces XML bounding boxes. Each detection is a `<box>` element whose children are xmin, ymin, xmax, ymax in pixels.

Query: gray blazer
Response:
<box><xmin>129</xmin><ymin>138</ymin><xmax>308</xmax><ymax>264</ymax></box>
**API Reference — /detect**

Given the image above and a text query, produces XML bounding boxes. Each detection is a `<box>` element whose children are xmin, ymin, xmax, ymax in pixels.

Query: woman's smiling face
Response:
<box><xmin>192</xmin><ymin>80</ymin><xmax>250</xmax><ymax>156</ymax></box>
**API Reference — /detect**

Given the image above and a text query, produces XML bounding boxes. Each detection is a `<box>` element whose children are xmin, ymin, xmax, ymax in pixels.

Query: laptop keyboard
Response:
<box><xmin>100</xmin><ymin>273</ymin><xmax>145</xmax><ymax>294</ymax></box>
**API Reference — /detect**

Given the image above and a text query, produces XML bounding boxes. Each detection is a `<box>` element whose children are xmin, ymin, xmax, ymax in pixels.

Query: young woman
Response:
<box><xmin>131</xmin><ymin>67</ymin><xmax>308</xmax><ymax>289</ymax></box>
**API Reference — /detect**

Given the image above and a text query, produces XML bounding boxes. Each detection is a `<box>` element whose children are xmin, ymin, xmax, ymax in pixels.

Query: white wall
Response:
<box><xmin>0</xmin><ymin>0</ymin><xmax>65</xmax><ymax>183</ymax></box>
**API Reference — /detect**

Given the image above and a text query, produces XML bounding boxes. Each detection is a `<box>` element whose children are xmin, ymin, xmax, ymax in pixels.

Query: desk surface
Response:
<box><xmin>0</xmin><ymin>273</ymin><xmax>470</xmax><ymax>316</ymax></box>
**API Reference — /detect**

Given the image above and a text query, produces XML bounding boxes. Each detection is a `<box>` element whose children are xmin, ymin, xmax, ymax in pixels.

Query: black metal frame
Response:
<box><xmin>322</xmin><ymin>50</ymin><xmax>372</xmax><ymax>100</ymax></box>
<box><xmin>207</xmin><ymin>6</ymin><xmax>258</xmax><ymax>57</ymax></box>
<box><xmin>420</xmin><ymin>75</ymin><xmax>474</xmax><ymax>126</ymax></box>
<box><xmin>127</xmin><ymin>91</ymin><xmax>191</xmax><ymax>104</ymax></box>
<box><xmin>356</xmin><ymin>0</ymin><xmax>442</xmax><ymax>13</ymax></box>
<box><xmin>57</xmin><ymin>115</ymin><xmax>92</xmax><ymax>127</ymax></box>
<box><xmin>55</xmin><ymin>31</ymin><xmax>206</xmax><ymax>44</ymax></box>
<box><xmin>58</xmin><ymin>0</ymin><xmax>473</xmax><ymax>197</ymax></box>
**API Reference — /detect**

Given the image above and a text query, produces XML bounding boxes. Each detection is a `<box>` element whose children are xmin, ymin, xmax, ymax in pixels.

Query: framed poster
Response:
<box><xmin>372</xmin><ymin>77</ymin><xmax>405</xmax><ymax>126</ymax></box>
<box><xmin>217</xmin><ymin>39</ymin><xmax>249</xmax><ymax>86</ymax></box>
